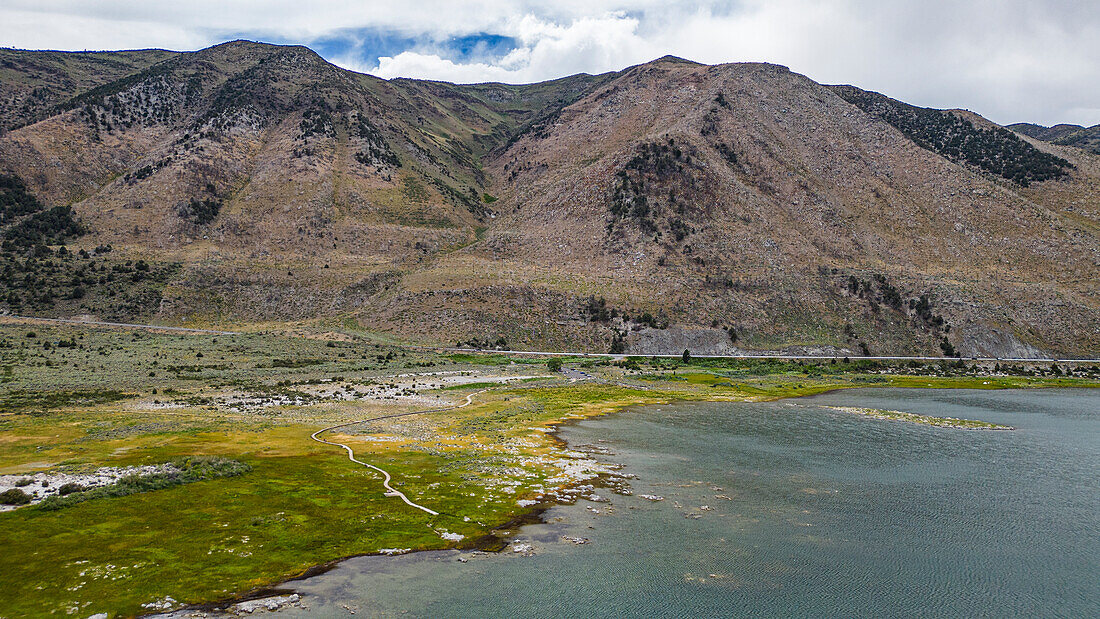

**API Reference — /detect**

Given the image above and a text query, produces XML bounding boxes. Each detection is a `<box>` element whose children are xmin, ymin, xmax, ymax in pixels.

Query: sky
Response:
<box><xmin>1</xmin><ymin>1</ymin><xmax>1098</xmax><ymax>126</ymax></box>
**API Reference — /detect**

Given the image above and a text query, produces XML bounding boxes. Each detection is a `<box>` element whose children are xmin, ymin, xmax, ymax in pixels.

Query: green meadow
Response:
<box><xmin>1</xmin><ymin>321</ymin><xmax>1096</xmax><ymax>616</ymax></box>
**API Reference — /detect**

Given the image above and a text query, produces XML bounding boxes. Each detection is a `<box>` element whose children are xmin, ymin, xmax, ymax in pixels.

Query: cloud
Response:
<box><xmin>0</xmin><ymin>7</ymin><xmax>210</xmax><ymax>51</ymax></box>
<box><xmin>1</xmin><ymin>1</ymin><xmax>1098</xmax><ymax>125</ymax></box>
<box><xmin>366</xmin><ymin>13</ymin><xmax>657</xmax><ymax>83</ymax></box>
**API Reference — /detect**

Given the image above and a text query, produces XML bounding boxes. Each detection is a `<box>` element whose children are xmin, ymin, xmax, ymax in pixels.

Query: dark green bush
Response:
<box><xmin>0</xmin><ymin>488</ymin><xmax>32</xmax><ymax>505</ymax></box>
<box><xmin>178</xmin><ymin>198</ymin><xmax>221</xmax><ymax>225</ymax></box>
<box><xmin>0</xmin><ymin>174</ymin><xmax>46</xmax><ymax>223</ymax></box>
<box><xmin>833</xmin><ymin>86</ymin><xmax>1071</xmax><ymax>186</ymax></box>
<box><xmin>2</xmin><ymin>206</ymin><xmax>85</xmax><ymax>249</ymax></box>
<box><xmin>37</xmin><ymin>457</ymin><xmax>251</xmax><ymax>511</ymax></box>
<box><xmin>57</xmin><ymin>482</ymin><xmax>85</xmax><ymax>496</ymax></box>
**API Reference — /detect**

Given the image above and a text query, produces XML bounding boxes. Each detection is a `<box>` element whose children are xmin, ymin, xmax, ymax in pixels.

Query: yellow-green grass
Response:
<box><xmin>634</xmin><ymin>369</ymin><xmax>1100</xmax><ymax>398</ymax></box>
<box><xmin>0</xmin><ymin>380</ymin><xmax>718</xmax><ymax>616</ymax></box>
<box><xmin>0</xmin><ymin>382</ymin><xmax>690</xmax><ymax>616</ymax></box>
<box><xmin>0</xmin><ymin>408</ymin><xmax>552</xmax><ymax>616</ymax></box>
<box><xmin>1</xmin><ymin>451</ymin><xmax>473</xmax><ymax>616</ymax></box>
<box><xmin>1</xmin><ymin>322</ymin><xmax>1097</xmax><ymax>616</ymax></box>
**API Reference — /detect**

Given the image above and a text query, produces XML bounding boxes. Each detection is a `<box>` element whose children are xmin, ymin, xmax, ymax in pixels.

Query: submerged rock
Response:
<box><xmin>232</xmin><ymin>594</ymin><xmax>300</xmax><ymax>614</ymax></box>
<box><xmin>510</xmin><ymin>542</ymin><xmax>534</xmax><ymax>555</ymax></box>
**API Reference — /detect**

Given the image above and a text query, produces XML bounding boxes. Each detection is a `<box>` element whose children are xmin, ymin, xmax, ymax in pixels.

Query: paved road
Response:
<box><xmin>309</xmin><ymin>391</ymin><xmax>485</xmax><ymax>516</ymax></box>
<box><xmin>432</xmin><ymin>346</ymin><xmax>1100</xmax><ymax>364</ymax></box>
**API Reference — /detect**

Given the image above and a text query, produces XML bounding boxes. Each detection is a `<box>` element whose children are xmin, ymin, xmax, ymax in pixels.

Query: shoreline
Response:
<box><xmin>3</xmin><ymin>317</ymin><xmax>1096</xmax><ymax>616</ymax></box>
<box><xmin>153</xmin><ymin>400</ymin><xmax>638</xmax><ymax>617</ymax></box>
<box><xmin>150</xmin><ymin>382</ymin><xmax>1070</xmax><ymax>616</ymax></box>
<box><xmin>170</xmin><ymin>505</ymin><xmax>560</xmax><ymax>615</ymax></box>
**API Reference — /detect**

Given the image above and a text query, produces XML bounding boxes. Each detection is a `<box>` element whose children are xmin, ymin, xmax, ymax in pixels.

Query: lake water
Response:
<box><xmin>269</xmin><ymin>389</ymin><xmax>1099</xmax><ymax>617</ymax></box>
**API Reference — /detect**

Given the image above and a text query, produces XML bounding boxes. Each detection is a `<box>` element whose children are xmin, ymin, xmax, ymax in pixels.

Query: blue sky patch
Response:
<box><xmin>222</xmin><ymin>28</ymin><xmax>519</xmax><ymax>70</ymax></box>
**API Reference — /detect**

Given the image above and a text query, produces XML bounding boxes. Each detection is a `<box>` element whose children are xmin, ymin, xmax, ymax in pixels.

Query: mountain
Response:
<box><xmin>0</xmin><ymin>47</ymin><xmax>177</xmax><ymax>133</ymax></box>
<box><xmin>1009</xmin><ymin>122</ymin><xmax>1087</xmax><ymax>142</ymax></box>
<box><xmin>0</xmin><ymin>42</ymin><xmax>1097</xmax><ymax>358</ymax></box>
<box><xmin>1009</xmin><ymin>122</ymin><xmax>1100</xmax><ymax>156</ymax></box>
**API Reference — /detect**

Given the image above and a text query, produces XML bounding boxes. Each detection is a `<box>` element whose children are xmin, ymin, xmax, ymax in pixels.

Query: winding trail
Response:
<box><xmin>0</xmin><ymin>314</ymin><xmax>237</xmax><ymax>335</ymax></box>
<box><xmin>309</xmin><ymin>390</ymin><xmax>486</xmax><ymax>516</ymax></box>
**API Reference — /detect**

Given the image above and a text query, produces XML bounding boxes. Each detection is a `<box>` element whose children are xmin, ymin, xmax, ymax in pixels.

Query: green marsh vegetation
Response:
<box><xmin>36</xmin><ymin>456</ymin><xmax>252</xmax><ymax>511</ymax></box>
<box><xmin>0</xmin><ymin>321</ymin><xmax>1096</xmax><ymax>616</ymax></box>
<box><xmin>0</xmin><ymin>323</ymin><xmax>607</xmax><ymax>616</ymax></box>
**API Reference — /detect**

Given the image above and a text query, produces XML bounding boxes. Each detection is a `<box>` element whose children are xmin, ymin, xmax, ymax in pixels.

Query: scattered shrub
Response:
<box><xmin>0</xmin><ymin>488</ymin><xmax>31</xmax><ymax>505</ymax></box>
<box><xmin>177</xmin><ymin>198</ymin><xmax>221</xmax><ymax>225</ymax></box>
<box><xmin>37</xmin><ymin>457</ymin><xmax>251</xmax><ymax>511</ymax></box>
<box><xmin>833</xmin><ymin>86</ymin><xmax>1072</xmax><ymax>186</ymax></box>
<box><xmin>57</xmin><ymin>482</ymin><xmax>85</xmax><ymax>496</ymax></box>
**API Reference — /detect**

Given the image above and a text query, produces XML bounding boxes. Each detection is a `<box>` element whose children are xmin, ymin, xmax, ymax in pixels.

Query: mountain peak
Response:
<box><xmin>650</xmin><ymin>54</ymin><xmax>701</xmax><ymax>65</ymax></box>
<box><xmin>203</xmin><ymin>39</ymin><xmax>304</xmax><ymax>53</ymax></box>
<box><xmin>194</xmin><ymin>39</ymin><xmax>327</xmax><ymax>65</ymax></box>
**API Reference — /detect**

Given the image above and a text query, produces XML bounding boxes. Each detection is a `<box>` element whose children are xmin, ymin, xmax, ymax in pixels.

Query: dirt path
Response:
<box><xmin>0</xmin><ymin>314</ymin><xmax>237</xmax><ymax>335</ymax></box>
<box><xmin>309</xmin><ymin>391</ymin><xmax>485</xmax><ymax>516</ymax></box>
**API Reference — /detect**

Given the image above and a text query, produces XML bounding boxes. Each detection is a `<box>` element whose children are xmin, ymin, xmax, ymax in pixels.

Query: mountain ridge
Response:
<box><xmin>1009</xmin><ymin>122</ymin><xmax>1100</xmax><ymax>155</ymax></box>
<box><xmin>0</xmin><ymin>41</ymin><xmax>1096</xmax><ymax>358</ymax></box>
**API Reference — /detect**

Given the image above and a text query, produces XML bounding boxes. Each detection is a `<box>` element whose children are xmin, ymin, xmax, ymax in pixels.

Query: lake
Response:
<box><xmin>262</xmin><ymin>388</ymin><xmax>1100</xmax><ymax>617</ymax></box>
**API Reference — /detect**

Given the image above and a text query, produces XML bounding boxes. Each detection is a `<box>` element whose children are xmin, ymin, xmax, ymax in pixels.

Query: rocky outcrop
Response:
<box><xmin>626</xmin><ymin>327</ymin><xmax>738</xmax><ymax>356</ymax></box>
<box><xmin>958</xmin><ymin>324</ymin><xmax>1048</xmax><ymax>359</ymax></box>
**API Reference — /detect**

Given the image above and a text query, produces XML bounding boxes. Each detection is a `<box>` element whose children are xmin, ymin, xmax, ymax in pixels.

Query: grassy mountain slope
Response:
<box><xmin>1009</xmin><ymin>122</ymin><xmax>1100</xmax><ymax>156</ymax></box>
<box><xmin>0</xmin><ymin>47</ymin><xmax>178</xmax><ymax>133</ymax></box>
<box><xmin>449</xmin><ymin>60</ymin><xmax>1099</xmax><ymax>356</ymax></box>
<box><xmin>0</xmin><ymin>43</ymin><xmax>1096</xmax><ymax>357</ymax></box>
<box><xmin>0</xmin><ymin>42</ymin><xmax>607</xmax><ymax>323</ymax></box>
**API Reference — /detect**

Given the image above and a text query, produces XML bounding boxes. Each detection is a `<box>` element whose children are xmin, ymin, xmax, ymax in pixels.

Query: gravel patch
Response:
<box><xmin>0</xmin><ymin>464</ymin><xmax>178</xmax><ymax>511</ymax></box>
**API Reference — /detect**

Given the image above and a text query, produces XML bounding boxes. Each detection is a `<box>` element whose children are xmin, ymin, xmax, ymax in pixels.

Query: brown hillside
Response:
<box><xmin>0</xmin><ymin>44</ymin><xmax>1096</xmax><ymax>357</ymax></box>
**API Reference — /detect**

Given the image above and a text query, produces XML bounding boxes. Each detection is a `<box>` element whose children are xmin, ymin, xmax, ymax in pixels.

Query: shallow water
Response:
<box><xmin>271</xmin><ymin>388</ymin><xmax>1099</xmax><ymax>617</ymax></box>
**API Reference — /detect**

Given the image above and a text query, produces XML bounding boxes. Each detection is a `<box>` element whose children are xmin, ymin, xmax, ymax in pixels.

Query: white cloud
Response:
<box><xmin>1</xmin><ymin>1</ymin><xmax>1098</xmax><ymax>125</ymax></box>
<box><xmin>368</xmin><ymin>13</ymin><xmax>656</xmax><ymax>83</ymax></box>
<box><xmin>0</xmin><ymin>8</ymin><xmax>210</xmax><ymax>51</ymax></box>
<box><xmin>368</xmin><ymin>53</ymin><xmax>515</xmax><ymax>83</ymax></box>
